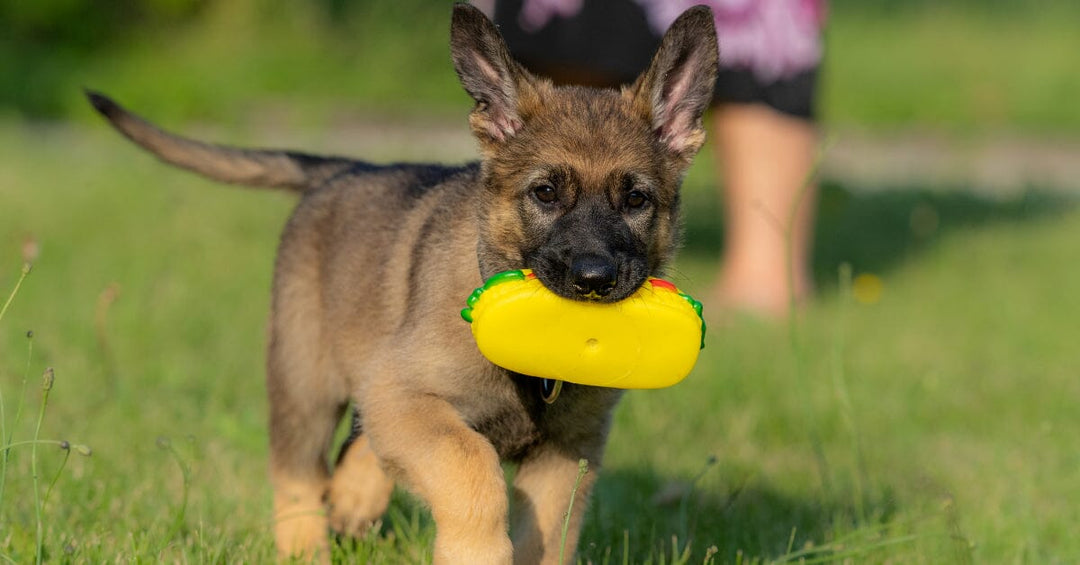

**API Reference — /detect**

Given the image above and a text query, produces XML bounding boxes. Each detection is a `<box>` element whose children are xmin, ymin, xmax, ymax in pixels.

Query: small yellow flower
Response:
<box><xmin>852</xmin><ymin>273</ymin><xmax>883</xmax><ymax>305</ymax></box>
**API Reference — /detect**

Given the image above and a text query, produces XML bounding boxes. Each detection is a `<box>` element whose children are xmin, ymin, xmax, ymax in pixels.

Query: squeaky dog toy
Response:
<box><xmin>461</xmin><ymin>269</ymin><xmax>705</xmax><ymax>390</ymax></box>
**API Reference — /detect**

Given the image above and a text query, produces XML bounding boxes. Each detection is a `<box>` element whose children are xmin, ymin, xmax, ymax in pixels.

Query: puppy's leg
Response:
<box><xmin>510</xmin><ymin>447</ymin><xmax>600</xmax><ymax>565</ymax></box>
<box><xmin>327</xmin><ymin>422</ymin><xmax>395</xmax><ymax>537</ymax></box>
<box><xmin>365</xmin><ymin>390</ymin><xmax>513</xmax><ymax>565</ymax></box>
<box><xmin>268</xmin><ymin>375</ymin><xmax>342</xmax><ymax>560</ymax></box>
<box><xmin>267</xmin><ymin>302</ymin><xmax>344</xmax><ymax>559</ymax></box>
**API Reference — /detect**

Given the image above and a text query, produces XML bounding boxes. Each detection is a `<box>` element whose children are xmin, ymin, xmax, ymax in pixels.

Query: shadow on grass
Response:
<box><xmin>355</xmin><ymin>465</ymin><xmax>895</xmax><ymax>563</ymax></box>
<box><xmin>580</xmin><ymin>465</ymin><xmax>898</xmax><ymax>563</ymax></box>
<box><xmin>682</xmin><ymin>181</ymin><xmax>1075</xmax><ymax>288</ymax></box>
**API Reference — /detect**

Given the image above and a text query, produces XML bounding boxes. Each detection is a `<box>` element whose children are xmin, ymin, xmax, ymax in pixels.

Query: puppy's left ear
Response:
<box><xmin>631</xmin><ymin>6</ymin><xmax>719</xmax><ymax>165</ymax></box>
<box><xmin>450</xmin><ymin>3</ymin><xmax>533</xmax><ymax>148</ymax></box>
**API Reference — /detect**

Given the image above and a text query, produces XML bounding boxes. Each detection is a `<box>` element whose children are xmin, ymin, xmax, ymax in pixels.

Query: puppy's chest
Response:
<box><xmin>470</xmin><ymin>405</ymin><xmax>542</xmax><ymax>461</ymax></box>
<box><xmin>462</xmin><ymin>374</ymin><xmax>543</xmax><ymax>460</ymax></box>
<box><xmin>466</xmin><ymin>375</ymin><xmax>622</xmax><ymax>462</ymax></box>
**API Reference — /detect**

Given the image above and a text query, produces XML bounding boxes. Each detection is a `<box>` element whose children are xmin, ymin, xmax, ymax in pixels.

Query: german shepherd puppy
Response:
<box><xmin>88</xmin><ymin>4</ymin><xmax>717</xmax><ymax>563</ymax></box>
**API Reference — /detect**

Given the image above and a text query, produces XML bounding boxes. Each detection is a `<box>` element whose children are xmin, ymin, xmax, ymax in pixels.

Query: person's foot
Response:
<box><xmin>709</xmin><ymin>103</ymin><xmax>820</xmax><ymax>322</ymax></box>
<box><xmin>709</xmin><ymin>265</ymin><xmax>813</xmax><ymax>322</ymax></box>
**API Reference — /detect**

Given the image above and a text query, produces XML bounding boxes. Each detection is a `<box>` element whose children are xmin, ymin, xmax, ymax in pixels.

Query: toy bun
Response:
<box><xmin>462</xmin><ymin>269</ymin><xmax>704</xmax><ymax>389</ymax></box>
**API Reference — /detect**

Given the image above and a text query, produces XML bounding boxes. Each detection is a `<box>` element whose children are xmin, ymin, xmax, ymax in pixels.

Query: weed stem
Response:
<box><xmin>0</xmin><ymin>263</ymin><xmax>31</xmax><ymax>323</ymax></box>
<box><xmin>0</xmin><ymin>268</ymin><xmax>34</xmax><ymax>510</ymax></box>
<box><xmin>559</xmin><ymin>458</ymin><xmax>590</xmax><ymax>565</ymax></box>
<box><xmin>32</xmin><ymin>367</ymin><xmax>55</xmax><ymax>565</ymax></box>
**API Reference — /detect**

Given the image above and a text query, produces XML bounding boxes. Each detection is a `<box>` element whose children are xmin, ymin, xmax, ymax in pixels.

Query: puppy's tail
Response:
<box><xmin>85</xmin><ymin>90</ymin><xmax>353</xmax><ymax>193</ymax></box>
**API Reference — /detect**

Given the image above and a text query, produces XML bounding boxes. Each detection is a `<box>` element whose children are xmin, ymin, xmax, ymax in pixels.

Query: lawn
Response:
<box><xmin>1</xmin><ymin>118</ymin><xmax>1077</xmax><ymax>563</ymax></box>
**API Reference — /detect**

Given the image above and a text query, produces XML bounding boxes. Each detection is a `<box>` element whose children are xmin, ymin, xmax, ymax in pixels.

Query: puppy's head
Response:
<box><xmin>451</xmin><ymin>4</ymin><xmax>718</xmax><ymax>302</ymax></box>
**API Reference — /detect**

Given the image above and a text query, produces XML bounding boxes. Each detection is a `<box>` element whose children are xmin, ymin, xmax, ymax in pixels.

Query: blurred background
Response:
<box><xmin>3</xmin><ymin>0</ymin><xmax>1078</xmax><ymax>128</ymax></box>
<box><xmin>3</xmin><ymin>0</ymin><xmax>1079</xmax><ymax>130</ymax></box>
<box><xmin>4</xmin><ymin>0</ymin><xmax>1080</xmax><ymax>199</ymax></box>
<box><xmin>5</xmin><ymin>0</ymin><xmax>1080</xmax><ymax>273</ymax></box>
<box><xmin>1</xmin><ymin>0</ymin><xmax>1078</xmax><ymax>562</ymax></box>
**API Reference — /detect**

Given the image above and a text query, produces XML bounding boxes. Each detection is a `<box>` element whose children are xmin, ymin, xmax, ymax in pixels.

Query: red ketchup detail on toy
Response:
<box><xmin>649</xmin><ymin>278</ymin><xmax>677</xmax><ymax>292</ymax></box>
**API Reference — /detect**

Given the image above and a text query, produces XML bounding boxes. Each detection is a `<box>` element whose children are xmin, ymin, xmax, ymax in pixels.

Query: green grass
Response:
<box><xmin>1</xmin><ymin>120</ymin><xmax>1077</xmax><ymax>563</ymax></box>
<box><xmin>823</xmin><ymin>4</ymin><xmax>1080</xmax><ymax>132</ymax></box>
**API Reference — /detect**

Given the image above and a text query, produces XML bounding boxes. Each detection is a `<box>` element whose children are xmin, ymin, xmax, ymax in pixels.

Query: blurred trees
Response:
<box><xmin>0</xmin><ymin>0</ymin><xmax>453</xmax><ymax>118</ymax></box>
<box><xmin>1</xmin><ymin>0</ymin><xmax>206</xmax><ymax>116</ymax></box>
<box><xmin>2</xmin><ymin>0</ymin><xmax>205</xmax><ymax>49</ymax></box>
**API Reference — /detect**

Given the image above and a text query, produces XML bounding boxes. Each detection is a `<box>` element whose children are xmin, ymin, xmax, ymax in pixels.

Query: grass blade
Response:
<box><xmin>32</xmin><ymin>367</ymin><xmax>55</xmax><ymax>565</ymax></box>
<box><xmin>559</xmin><ymin>458</ymin><xmax>589</xmax><ymax>565</ymax></box>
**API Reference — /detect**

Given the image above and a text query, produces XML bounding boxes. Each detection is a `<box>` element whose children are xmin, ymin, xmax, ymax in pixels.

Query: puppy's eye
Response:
<box><xmin>626</xmin><ymin>190</ymin><xmax>649</xmax><ymax>209</ymax></box>
<box><xmin>533</xmin><ymin>185</ymin><xmax>558</xmax><ymax>204</ymax></box>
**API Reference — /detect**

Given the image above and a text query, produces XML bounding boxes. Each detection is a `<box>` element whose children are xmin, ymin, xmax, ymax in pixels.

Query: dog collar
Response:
<box><xmin>540</xmin><ymin>378</ymin><xmax>562</xmax><ymax>404</ymax></box>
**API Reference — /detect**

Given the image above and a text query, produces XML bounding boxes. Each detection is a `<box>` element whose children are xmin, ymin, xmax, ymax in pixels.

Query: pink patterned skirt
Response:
<box><xmin>486</xmin><ymin>0</ymin><xmax>825</xmax><ymax>119</ymax></box>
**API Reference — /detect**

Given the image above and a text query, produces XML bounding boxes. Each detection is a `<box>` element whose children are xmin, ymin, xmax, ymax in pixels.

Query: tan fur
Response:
<box><xmin>89</xmin><ymin>5</ymin><xmax>717</xmax><ymax>564</ymax></box>
<box><xmin>328</xmin><ymin>435</ymin><xmax>395</xmax><ymax>537</ymax></box>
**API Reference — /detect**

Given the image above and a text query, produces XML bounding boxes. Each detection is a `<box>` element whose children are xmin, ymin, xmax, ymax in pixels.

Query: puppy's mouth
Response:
<box><xmin>527</xmin><ymin>257</ymin><xmax>649</xmax><ymax>303</ymax></box>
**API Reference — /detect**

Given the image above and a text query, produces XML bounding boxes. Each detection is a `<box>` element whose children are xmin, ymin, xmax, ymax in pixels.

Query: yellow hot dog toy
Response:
<box><xmin>461</xmin><ymin>269</ymin><xmax>705</xmax><ymax>389</ymax></box>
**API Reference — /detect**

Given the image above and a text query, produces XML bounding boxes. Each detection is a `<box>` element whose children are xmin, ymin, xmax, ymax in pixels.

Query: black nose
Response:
<box><xmin>569</xmin><ymin>255</ymin><xmax>617</xmax><ymax>298</ymax></box>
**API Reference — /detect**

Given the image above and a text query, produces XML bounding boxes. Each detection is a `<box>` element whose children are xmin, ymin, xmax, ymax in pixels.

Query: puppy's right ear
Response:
<box><xmin>450</xmin><ymin>3</ymin><xmax>532</xmax><ymax>147</ymax></box>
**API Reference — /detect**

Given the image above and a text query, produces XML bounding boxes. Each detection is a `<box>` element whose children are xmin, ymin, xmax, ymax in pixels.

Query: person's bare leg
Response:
<box><xmin>712</xmin><ymin>103</ymin><xmax>819</xmax><ymax>319</ymax></box>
